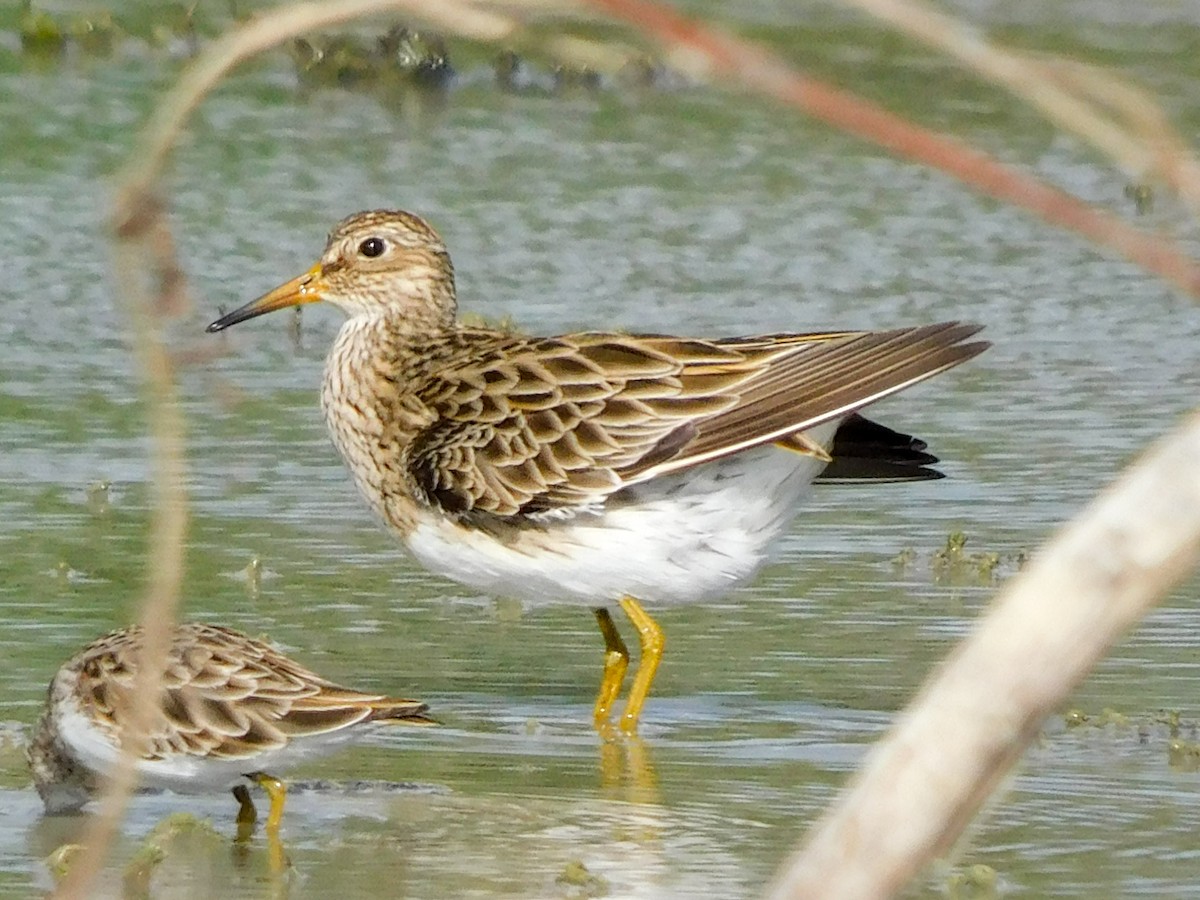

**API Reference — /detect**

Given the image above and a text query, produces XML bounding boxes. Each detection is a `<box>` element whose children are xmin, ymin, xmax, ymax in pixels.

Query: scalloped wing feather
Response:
<box><xmin>405</xmin><ymin>324</ymin><xmax>988</xmax><ymax>518</ymax></box>
<box><xmin>636</xmin><ymin>322</ymin><xmax>988</xmax><ymax>481</ymax></box>
<box><xmin>70</xmin><ymin>623</ymin><xmax>429</xmax><ymax>762</ymax></box>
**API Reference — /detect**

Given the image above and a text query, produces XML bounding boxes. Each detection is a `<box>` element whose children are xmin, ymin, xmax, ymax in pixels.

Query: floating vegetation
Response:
<box><xmin>124</xmin><ymin>814</ymin><xmax>225</xmax><ymax>898</ymax></box>
<box><xmin>123</xmin><ymin>843</ymin><xmax>167</xmax><ymax>899</ymax></box>
<box><xmin>1063</xmin><ymin>708</ymin><xmax>1090</xmax><ymax>728</ymax></box>
<box><xmin>1063</xmin><ymin>707</ymin><xmax>1129</xmax><ymax>729</ymax></box>
<box><xmin>291</xmin><ymin>25</ymin><xmax>454</xmax><ymax>90</ymax></box>
<box><xmin>43</xmin><ymin>843</ymin><xmax>85</xmax><ymax>882</ymax></box>
<box><xmin>1058</xmin><ymin>706</ymin><xmax>1200</xmax><ymax>773</ymax></box>
<box><xmin>228</xmin><ymin>554</ymin><xmax>280</xmax><ymax>596</ymax></box>
<box><xmin>946</xmin><ymin>863</ymin><xmax>999</xmax><ymax>899</ymax></box>
<box><xmin>243</xmin><ymin>555</ymin><xmax>262</xmax><ymax>597</ymax></box>
<box><xmin>17</xmin><ymin>2</ymin><xmax>192</xmax><ymax>59</ymax></box>
<box><xmin>68</xmin><ymin>11</ymin><xmax>118</xmax><ymax>56</ymax></box>
<box><xmin>291</xmin><ymin>35</ymin><xmax>380</xmax><ymax>88</ymax></box>
<box><xmin>891</xmin><ymin>532</ymin><xmax>1024</xmax><ymax>585</ymax></box>
<box><xmin>931</xmin><ymin>531</ymin><xmax>1001</xmax><ymax>583</ymax></box>
<box><xmin>86</xmin><ymin>479</ymin><xmax>112</xmax><ymax>516</ymax></box>
<box><xmin>7</xmin><ymin>6</ymin><xmax>685</xmax><ymax>113</ymax></box>
<box><xmin>378</xmin><ymin>25</ymin><xmax>453</xmax><ymax>88</ymax></box>
<box><xmin>1124</xmin><ymin>181</ymin><xmax>1155</xmax><ymax>215</ymax></box>
<box><xmin>556</xmin><ymin>859</ymin><xmax>610</xmax><ymax>898</ymax></box>
<box><xmin>289</xmin><ymin>26</ymin><xmax>458</xmax><ymax>118</ymax></box>
<box><xmin>19</xmin><ymin>2</ymin><xmax>66</xmax><ymax>56</ymax></box>
<box><xmin>1167</xmin><ymin>738</ymin><xmax>1200</xmax><ymax>772</ymax></box>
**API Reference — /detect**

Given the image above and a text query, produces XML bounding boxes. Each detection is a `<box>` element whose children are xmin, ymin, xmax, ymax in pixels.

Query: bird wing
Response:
<box><xmin>405</xmin><ymin>322</ymin><xmax>988</xmax><ymax>519</ymax></box>
<box><xmin>76</xmin><ymin>624</ymin><xmax>430</xmax><ymax>761</ymax></box>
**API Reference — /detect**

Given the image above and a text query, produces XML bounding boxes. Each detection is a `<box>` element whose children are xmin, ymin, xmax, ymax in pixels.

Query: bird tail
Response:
<box><xmin>367</xmin><ymin>698</ymin><xmax>438</xmax><ymax>726</ymax></box>
<box><xmin>815</xmin><ymin>414</ymin><xmax>945</xmax><ymax>483</ymax></box>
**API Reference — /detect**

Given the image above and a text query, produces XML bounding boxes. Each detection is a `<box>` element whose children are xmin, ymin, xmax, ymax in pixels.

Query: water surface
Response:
<box><xmin>2</xmin><ymin>1</ymin><xmax>1200</xmax><ymax>896</ymax></box>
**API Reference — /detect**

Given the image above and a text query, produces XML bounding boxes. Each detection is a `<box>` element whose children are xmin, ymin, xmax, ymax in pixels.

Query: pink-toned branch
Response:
<box><xmin>582</xmin><ymin>0</ymin><xmax>1200</xmax><ymax>297</ymax></box>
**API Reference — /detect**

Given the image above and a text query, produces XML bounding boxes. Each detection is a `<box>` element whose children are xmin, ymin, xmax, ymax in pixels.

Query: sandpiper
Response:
<box><xmin>208</xmin><ymin>209</ymin><xmax>988</xmax><ymax>734</ymax></box>
<box><xmin>27</xmin><ymin>622</ymin><xmax>432</xmax><ymax>830</ymax></box>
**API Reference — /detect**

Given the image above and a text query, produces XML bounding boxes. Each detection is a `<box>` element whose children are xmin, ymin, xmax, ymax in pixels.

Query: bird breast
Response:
<box><xmin>321</xmin><ymin>318</ymin><xmax>429</xmax><ymax>535</ymax></box>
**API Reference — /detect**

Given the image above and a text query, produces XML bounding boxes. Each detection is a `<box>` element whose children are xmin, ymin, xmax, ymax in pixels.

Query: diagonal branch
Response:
<box><xmin>768</xmin><ymin>411</ymin><xmax>1200</xmax><ymax>898</ymax></box>
<box><xmin>581</xmin><ymin>0</ymin><xmax>1200</xmax><ymax>297</ymax></box>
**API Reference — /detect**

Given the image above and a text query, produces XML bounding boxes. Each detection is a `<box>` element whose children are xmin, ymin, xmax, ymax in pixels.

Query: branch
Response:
<box><xmin>767</xmin><ymin>411</ymin><xmax>1200</xmax><ymax>899</ymax></box>
<box><xmin>581</xmin><ymin>0</ymin><xmax>1200</xmax><ymax>296</ymax></box>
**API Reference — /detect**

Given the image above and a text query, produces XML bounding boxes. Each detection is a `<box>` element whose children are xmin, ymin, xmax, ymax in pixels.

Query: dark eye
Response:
<box><xmin>358</xmin><ymin>237</ymin><xmax>387</xmax><ymax>258</ymax></box>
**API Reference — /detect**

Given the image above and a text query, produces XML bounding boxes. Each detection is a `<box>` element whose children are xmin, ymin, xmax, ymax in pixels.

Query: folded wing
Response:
<box><xmin>405</xmin><ymin>322</ymin><xmax>987</xmax><ymax>519</ymax></box>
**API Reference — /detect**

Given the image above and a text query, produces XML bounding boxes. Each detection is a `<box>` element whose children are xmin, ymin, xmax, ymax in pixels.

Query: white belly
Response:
<box><xmin>404</xmin><ymin>425</ymin><xmax>837</xmax><ymax>607</ymax></box>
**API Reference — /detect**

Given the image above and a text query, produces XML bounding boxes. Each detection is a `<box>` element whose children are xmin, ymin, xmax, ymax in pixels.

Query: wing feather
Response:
<box><xmin>70</xmin><ymin>623</ymin><xmax>431</xmax><ymax>762</ymax></box>
<box><xmin>404</xmin><ymin>323</ymin><xmax>987</xmax><ymax>518</ymax></box>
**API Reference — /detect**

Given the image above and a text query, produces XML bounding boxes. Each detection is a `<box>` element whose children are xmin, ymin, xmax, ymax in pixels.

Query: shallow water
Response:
<box><xmin>2</xmin><ymin>0</ymin><xmax>1200</xmax><ymax>896</ymax></box>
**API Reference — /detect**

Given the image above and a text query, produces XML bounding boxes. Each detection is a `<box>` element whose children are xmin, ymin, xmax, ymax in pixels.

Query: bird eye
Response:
<box><xmin>358</xmin><ymin>237</ymin><xmax>387</xmax><ymax>258</ymax></box>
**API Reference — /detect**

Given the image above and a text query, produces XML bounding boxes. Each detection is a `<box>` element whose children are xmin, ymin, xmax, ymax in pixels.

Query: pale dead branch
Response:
<box><xmin>767</xmin><ymin>411</ymin><xmax>1200</xmax><ymax>899</ymax></box>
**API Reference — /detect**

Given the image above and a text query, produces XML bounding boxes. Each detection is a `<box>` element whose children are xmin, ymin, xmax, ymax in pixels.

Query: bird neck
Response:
<box><xmin>331</xmin><ymin>308</ymin><xmax>459</xmax><ymax>367</ymax></box>
<box><xmin>375</xmin><ymin>255</ymin><xmax>458</xmax><ymax>334</ymax></box>
<box><xmin>321</xmin><ymin>314</ymin><xmax>452</xmax><ymax>534</ymax></box>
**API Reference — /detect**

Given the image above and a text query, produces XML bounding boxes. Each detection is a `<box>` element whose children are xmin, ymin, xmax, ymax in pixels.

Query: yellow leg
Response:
<box><xmin>617</xmin><ymin>596</ymin><xmax>664</xmax><ymax>735</ymax></box>
<box><xmin>247</xmin><ymin>771</ymin><xmax>288</xmax><ymax>834</ymax></box>
<box><xmin>593</xmin><ymin>607</ymin><xmax>629</xmax><ymax>732</ymax></box>
<box><xmin>266</xmin><ymin>829</ymin><xmax>288</xmax><ymax>883</ymax></box>
<box><xmin>624</xmin><ymin>736</ymin><xmax>659</xmax><ymax>802</ymax></box>
<box><xmin>598</xmin><ymin>736</ymin><xmax>623</xmax><ymax>789</ymax></box>
<box><xmin>233</xmin><ymin>783</ymin><xmax>257</xmax><ymax>843</ymax></box>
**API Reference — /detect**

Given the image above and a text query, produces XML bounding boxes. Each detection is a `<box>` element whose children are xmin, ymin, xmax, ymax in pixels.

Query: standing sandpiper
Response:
<box><xmin>208</xmin><ymin>209</ymin><xmax>988</xmax><ymax>734</ymax></box>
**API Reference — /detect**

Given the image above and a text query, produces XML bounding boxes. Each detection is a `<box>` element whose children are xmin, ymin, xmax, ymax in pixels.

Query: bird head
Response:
<box><xmin>207</xmin><ymin>209</ymin><xmax>457</xmax><ymax>334</ymax></box>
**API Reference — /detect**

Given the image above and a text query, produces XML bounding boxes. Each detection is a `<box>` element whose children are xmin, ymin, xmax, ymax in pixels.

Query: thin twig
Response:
<box><xmin>74</xmin><ymin>2</ymin><xmax>521</xmax><ymax>895</ymax></box>
<box><xmin>767</xmin><ymin>411</ymin><xmax>1200</xmax><ymax>899</ymax></box>
<box><xmin>53</xmin><ymin>224</ymin><xmax>190</xmax><ymax>899</ymax></box>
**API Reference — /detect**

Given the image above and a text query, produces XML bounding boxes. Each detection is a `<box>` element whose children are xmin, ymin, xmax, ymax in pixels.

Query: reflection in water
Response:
<box><xmin>233</xmin><ymin>817</ymin><xmax>291</xmax><ymax>899</ymax></box>
<box><xmin>597</xmin><ymin>735</ymin><xmax>672</xmax><ymax>890</ymax></box>
<box><xmin>600</xmin><ymin>735</ymin><xmax>660</xmax><ymax>807</ymax></box>
<box><xmin>28</xmin><ymin>805</ymin><xmax>292</xmax><ymax>898</ymax></box>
